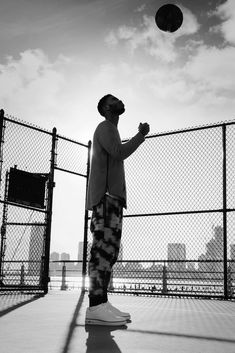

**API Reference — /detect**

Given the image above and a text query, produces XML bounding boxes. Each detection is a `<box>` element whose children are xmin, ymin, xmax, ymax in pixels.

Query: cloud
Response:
<box><xmin>0</xmin><ymin>49</ymin><xmax>99</xmax><ymax>142</ymax></box>
<box><xmin>213</xmin><ymin>0</ymin><xmax>235</xmax><ymax>44</ymax></box>
<box><xmin>184</xmin><ymin>45</ymin><xmax>235</xmax><ymax>92</ymax></box>
<box><xmin>0</xmin><ymin>49</ymin><xmax>67</xmax><ymax>123</ymax></box>
<box><xmin>105</xmin><ymin>6</ymin><xmax>200</xmax><ymax>63</ymax></box>
<box><xmin>103</xmin><ymin>2</ymin><xmax>235</xmax><ymax>115</ymax></box>
<box><xmin>134</xmin><ymin>4</ymin><xmax>146</xmax><ymax>13</ymax></box>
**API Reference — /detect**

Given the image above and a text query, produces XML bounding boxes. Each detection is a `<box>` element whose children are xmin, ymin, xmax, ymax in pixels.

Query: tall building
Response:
<box><xmin>198</xmin><ymin>225</ymin><xmax>224</xmax><ymax>278</ymax></box>
<box><xmin>28</xmin><ymin>225</ymin><xmax>44</xmax><ymax>276</ymax></box>
<box><xmin>205</xmin><ymin>225</ymin><xmax>223</xmax><ymax>277</ymax></box>
<box><xmin>167</xmin><ymin>243</ymin><xmax>186</xmax><ymax>275</ymax></box>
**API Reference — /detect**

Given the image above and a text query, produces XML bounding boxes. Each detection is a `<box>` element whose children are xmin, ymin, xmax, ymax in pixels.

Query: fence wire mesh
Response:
<box><xmin>0</xmin><ymin>112</ymin><xmax>234</xmax><ymax>300</ymax></box>
<box><xmin>55</xmin><ymin>135</ymin><xmax>88</xmax><ymax>177</ymax></box>
<box><xmin>0</xmin><ymin>113</ymin><xmax>89</xmax><ymax>294</ymax></box>
<box><xmin>0</xmin><ymin>117</ymin><xmax>52</xmax><ymax>291</ymax></box>
<box><xmin>88</xmin><ymin>122</ymin><xmax>235</xmax><ymax>299</ymax></box>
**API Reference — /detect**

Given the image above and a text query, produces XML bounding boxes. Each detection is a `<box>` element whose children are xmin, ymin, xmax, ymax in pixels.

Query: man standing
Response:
<box><xmin>85</xmin><ymin>94</ymin><xmax>150</xmax><ymax>326</ymax></box>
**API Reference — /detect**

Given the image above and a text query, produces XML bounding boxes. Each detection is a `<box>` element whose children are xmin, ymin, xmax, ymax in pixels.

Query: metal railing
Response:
<box><xmin>48</xmin><ymin>259</ymin><xmax>234</xmax><ymax>299</ymax></box>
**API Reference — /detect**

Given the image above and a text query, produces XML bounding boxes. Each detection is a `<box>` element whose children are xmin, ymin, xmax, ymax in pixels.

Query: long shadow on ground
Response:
<box><xmin>0</xmin><ymin>292</ymin><xmax>43</xmax><ymax>317</ymax></box>
<box><xmin>61</xmin><ymin>290</ymin><xmax>86</xmax><ymax>353</ymax></box>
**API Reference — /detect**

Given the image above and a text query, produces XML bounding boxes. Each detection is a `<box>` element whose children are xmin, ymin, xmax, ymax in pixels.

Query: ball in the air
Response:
<box><xmin>155</xmin><ymin>4</ymin><xmax>183</xmax><ymax>33</ymax></box>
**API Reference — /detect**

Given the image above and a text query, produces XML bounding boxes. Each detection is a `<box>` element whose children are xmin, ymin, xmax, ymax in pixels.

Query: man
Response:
<box><xmin>85</xmin><ymin>94</ymin><xmax>150</xmax><ymax>326</ymax></box>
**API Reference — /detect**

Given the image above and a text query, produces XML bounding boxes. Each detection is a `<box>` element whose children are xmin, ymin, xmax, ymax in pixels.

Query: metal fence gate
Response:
<box><xmin>0</xmin><ymin>110</ymin><xmax>90</xmax><ymax>294</ymax></box>
<box><xmin>86</xmin><ymin>121</ymin><xmax>235</xmax><ymax>300</ymax></box>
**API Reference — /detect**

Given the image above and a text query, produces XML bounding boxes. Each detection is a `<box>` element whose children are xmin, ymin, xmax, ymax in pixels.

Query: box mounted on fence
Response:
<box><xmin>7</xmin><ymin>167</ymin><xmax>49</xmax><ymax>209</ymax></box>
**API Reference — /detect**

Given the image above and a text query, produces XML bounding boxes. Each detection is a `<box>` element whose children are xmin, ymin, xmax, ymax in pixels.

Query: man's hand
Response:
<box><xmin>138</xmin><ymin>122</ymin><xmax>150</xmax><ymax>136</ymax></box>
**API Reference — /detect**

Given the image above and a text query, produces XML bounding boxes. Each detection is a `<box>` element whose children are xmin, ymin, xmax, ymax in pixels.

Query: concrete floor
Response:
<box><xmin>0</xmin><ymin>290</ymin><xmax>235</xmax><ymax>353</ymax></box>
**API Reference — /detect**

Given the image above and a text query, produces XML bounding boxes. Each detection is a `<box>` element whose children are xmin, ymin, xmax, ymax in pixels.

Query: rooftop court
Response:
<box><xmin>0</xmin><ymin>290</ymin><xmax>235</xmax><ymax>353</ymax></box>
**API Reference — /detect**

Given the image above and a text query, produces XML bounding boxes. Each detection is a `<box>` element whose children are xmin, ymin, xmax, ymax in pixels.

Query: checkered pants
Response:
<box><xmin>88</xmin><ymin>195</ymin><xmax>123</xmax><ymax>307</ymax></box>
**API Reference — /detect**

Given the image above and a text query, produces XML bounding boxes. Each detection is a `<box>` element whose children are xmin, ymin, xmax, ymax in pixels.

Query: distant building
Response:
<box><xmin>167</xmin><ymin>243</ymin><xmax>186</xmax><ymax>275</ymax></box>
<box><xmin>61</xmin><ymin>252</ymin><xmax>70</xmax><ymax>261</ymax></box>
<box><xmin>198</xmin><ymin>253</ymin><xmax>207</xmax><ymax>273</ymax></box>
<box><xmin>206</xmin><ymin>225</ymin><xmax>223</xmax><ymax>277</ymax></box>
<box><xmin>28</xmin><ymin>225</ymin><xmax>44</xmax><ymax>276</ymax></box>
<box><xmin>230</xmin><ymin>244</ymin><xmax>235</xmax><ymax>273</ymax></box>
<box><xmin>50</xmin><ymin>252</ymin><xmax>59</xmax><ymax>261</ymax></box>
<box><xmin>198</xmin><ymin>225</ymin><xmax>223</xmax><ymax>278</ymax></box>
<box><xmin>50</xmin><ymin>252</ymin><xmax>60</xmax><ymax>272</ymax></box>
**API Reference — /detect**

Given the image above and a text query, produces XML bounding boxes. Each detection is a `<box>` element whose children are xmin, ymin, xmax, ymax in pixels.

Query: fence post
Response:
<box><xmin>61</xmin><ymin>262</ymin><xmax>67</xmax><ymax>290</ymax></box>
<box><xmin>43</xmin><ymin>127</ymin><xmax>57</xmax><ymax>294</ymax></box>
<box><xmin>222</xmin><ymin>124</ymin><xmax>228</xmax><ymax>299</ymax></box>
<box><xmin>0</xmin><ymin>109</ymin><xmax>4</xmax><ymax>195</ymax></box>
<box><xmin>0</xmin><ymin>110</ymin><xmax>5</xmax><ymax>285</ymax></box>
<box><xmin>162</xmin><ymin>261</ymin><xmax>168</xmax><ymax>294</ymax></box>
<box><xmin>82</xmin><ymin>140</ymin><xmax>91</xmax><ymax>292</ymax></box>
<box><xmin>227</xmin><ymin>263</ymin><xmax>232</xmax><ymax>297</ymax></box>
<box><xmin>20</xmin><ymin>263</ymin><xmax>25</xmax><ymax>286</ymax></box>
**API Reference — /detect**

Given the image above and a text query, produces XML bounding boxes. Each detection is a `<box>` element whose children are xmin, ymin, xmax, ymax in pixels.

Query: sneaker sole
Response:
<box><xmin>119</xmin><ymin>314</ymin><xmax>131</xmax><ymax>320</ymax></box>
<box><xmin>85</xmin><ymin>318</ymin><xmax>126</xmax><ymax>326</ymax></box>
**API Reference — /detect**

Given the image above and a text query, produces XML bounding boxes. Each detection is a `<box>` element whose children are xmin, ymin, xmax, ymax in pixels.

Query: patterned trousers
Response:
<box><xmin>88</xmin><ymin>195</ymin><xmax>123</xmax><ymax>307</ymax></box>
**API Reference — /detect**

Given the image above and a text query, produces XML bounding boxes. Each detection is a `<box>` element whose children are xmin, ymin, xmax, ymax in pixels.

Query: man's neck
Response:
<box><xmin>106</xmin><ymin>115</ymin><xmax>119</xmax><ymax>127</ymax></box>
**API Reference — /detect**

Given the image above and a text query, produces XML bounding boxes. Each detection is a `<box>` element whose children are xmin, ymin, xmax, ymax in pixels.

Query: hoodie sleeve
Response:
<box><xmin>97</xmin><ymin>121</ymin><xmax>145</xmax><ymax>161</ymax></box>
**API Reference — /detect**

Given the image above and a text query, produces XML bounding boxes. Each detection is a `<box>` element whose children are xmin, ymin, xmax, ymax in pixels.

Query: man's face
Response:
<box><xmin>106</xmin><ymin>96</ymin><xmax>125</xmax><ymax>116</ymax></box>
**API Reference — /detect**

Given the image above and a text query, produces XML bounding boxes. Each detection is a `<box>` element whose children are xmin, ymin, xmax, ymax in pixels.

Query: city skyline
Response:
<box><xmin>50</xmin><ymin>225</ymin><xmax>235</xmax><ymax>266</ymax></box>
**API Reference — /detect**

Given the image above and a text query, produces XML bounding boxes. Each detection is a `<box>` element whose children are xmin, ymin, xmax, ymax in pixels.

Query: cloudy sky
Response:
<box><xmin>1</xmin><ymin>0</ymin><xmax>235</xmax><ymax>143</ymax></box>
<box><xmin>1</xmin><ymin>0</ymin><xmax>235</xmax><ymax>258</ymax></box>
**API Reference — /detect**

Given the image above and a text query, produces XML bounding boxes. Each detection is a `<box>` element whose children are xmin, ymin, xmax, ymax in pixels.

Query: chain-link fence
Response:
<box><xmin>0</xmin><ymin>111</ymin><xmax>89</xmax><ymax>294</ymax></box>
<box><xmin>0</xmin><ymin>114</ymin><xmax>53</xmax><ymax>293</ymax></box>
<box><xmin>87</xmin><ymin>122</ymin><xmax>235</xmax><ymax>299</ymax></box>
<box><xmin>1</xmin><ymin>109</ymin><xmax>234</xmax><ymax>300</ymax></box>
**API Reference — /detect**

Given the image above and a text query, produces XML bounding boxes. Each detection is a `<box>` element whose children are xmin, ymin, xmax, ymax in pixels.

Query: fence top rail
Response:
<box><xmin>3</xmin><ymin>110</ymin><xmax>235</xmax><ymax>146</ymax></box>
<box><xmin>48</xmin><ymin>259</ymin><xmax>235</xmax><ymax>264</ymax></box>
<box><xmin>56</xmin><ymin>134</ymin><xmax>89</xmax><ymax>148</ymax></box>
<box><xmin>3</xmin><ymin>114</ymin><xmax>53</xmax><ymax>136</ymax></box>
<box><xmin>1</xmin><ymin>112</ymin><xmax>89</xmax><ymax>148</ymax></box>
<box><xmin>122</xmin><ymin>119</ymin><xmax>235</xmax><ymax>142</ymax></box>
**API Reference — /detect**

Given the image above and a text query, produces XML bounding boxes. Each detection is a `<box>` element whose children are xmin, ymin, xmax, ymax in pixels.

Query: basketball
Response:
<box><xmin>155</xmin><ymin>4</ymin><xmax>183</xmax><ymax>33</ymax></box>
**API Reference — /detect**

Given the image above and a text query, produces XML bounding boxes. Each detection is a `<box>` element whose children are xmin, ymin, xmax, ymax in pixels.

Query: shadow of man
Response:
<box><xmin>85</xmin><ymin>325</ymin><xmax>127</xmax><ymax>353</ymax></box>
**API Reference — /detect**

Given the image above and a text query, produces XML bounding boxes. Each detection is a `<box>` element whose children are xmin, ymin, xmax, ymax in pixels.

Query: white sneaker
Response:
<box><xmin>85</xmin><ymin>303</ymin><xmax>127</xmax><ymax>326</ymax></box>
<box><xmin>104</xmin><ymin>301</ymin><xmax>131</xmax><ymax>320</ymax></box>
